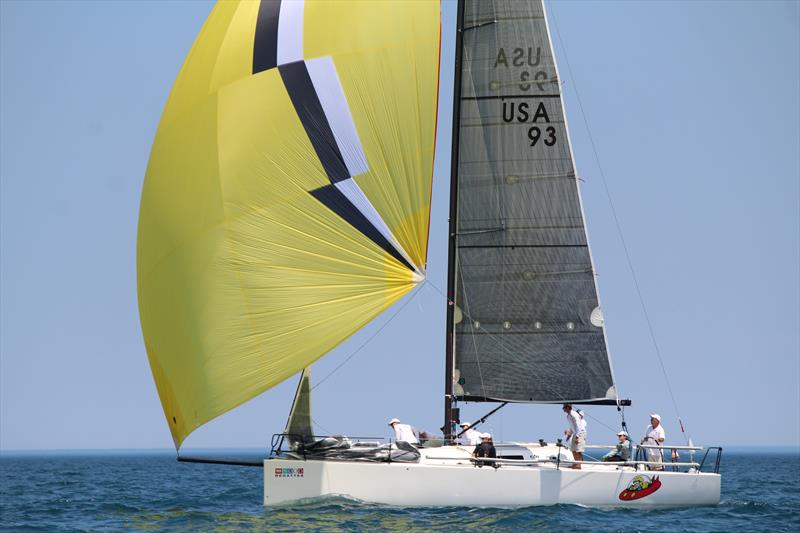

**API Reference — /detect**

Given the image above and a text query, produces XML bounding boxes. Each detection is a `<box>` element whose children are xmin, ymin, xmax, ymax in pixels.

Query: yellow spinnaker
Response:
<box><xmin>137</xmin><ymin>0</ymin><xmax>440</xmax><ymax>448</ymax></box>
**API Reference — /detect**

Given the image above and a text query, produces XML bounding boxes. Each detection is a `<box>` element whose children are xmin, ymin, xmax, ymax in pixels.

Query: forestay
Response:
<box><xmin>138</xmin><ymin>0</ymin><xmax>440</xmax><ymax>447</ymax></box>
<box><xmin>451</xmin><ymin>0</ymin><xmax>616</xmax><ymax>403</ymax></box>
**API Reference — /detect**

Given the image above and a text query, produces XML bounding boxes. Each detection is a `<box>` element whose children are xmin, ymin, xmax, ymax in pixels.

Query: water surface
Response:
<box><xmin>1</xmin><ymin>449</ymin><xmax>798</xmax><ymax>531</ymax></box>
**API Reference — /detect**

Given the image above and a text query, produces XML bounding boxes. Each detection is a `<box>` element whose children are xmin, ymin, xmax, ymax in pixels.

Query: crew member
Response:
<box><xmin>459</xmin><ymin>422</ymin><xmax>482</xmax><ymax>446</ymax></box>
<box><xmin>473</xmin><ymin>432</ymin><xmax>497</xmax><ymax>467</ymax></box>
<box><xmin>388</xmin><ymin>418</ymin><xmax>419</xmax><ymax>444</ymax></box>
<box><xmin>641</xmin><ymin>414</ymin><xmax>666</xmax><ymax>470</ymax></box>
<box><xmin>563</xmin><ymin>403</ymin><xmax>586</xmax><ymax>469</ymax></box>
<box><xmin>603</xmin><ymin>431</ymin><xmax>632</xmax><ymax>462</ymax></box>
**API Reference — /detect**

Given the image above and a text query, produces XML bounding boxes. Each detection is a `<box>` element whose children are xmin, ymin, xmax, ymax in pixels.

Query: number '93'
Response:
<box><xmin>528</xmin><ymin>126</ymin><xmax>556</xmax><ymax>147</ymax></box>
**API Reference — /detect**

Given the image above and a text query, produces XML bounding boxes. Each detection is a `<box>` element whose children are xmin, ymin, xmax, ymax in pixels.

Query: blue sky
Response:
<box><xmin>1</xmin><ymin>0</ymin><xmax>798</xmax><ymax>451</ymax></box>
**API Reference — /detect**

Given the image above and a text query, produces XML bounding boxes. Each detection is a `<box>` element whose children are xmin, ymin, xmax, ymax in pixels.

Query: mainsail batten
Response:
<box><xmin>451</xmin><ymin>0</ymin><xmax>617</xmax><ymax>404</ymax></box>
<box><xmin>138</xmin><ymin>0</ymin><xmax>440</xmax><ymax>447</ymax></box>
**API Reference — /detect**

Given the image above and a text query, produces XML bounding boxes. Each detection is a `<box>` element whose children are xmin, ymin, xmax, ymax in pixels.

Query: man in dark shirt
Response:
<box><xmin>473</xmin><ymin>432</ymin><xmax>497</xmax><ymax>467</ymax></box>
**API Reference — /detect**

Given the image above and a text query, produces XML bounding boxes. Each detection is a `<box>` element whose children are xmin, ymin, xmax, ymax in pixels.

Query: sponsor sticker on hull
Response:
<box><xmin>274</xmin><ymin>467</ymin><xmax>304</xmax><ymax>478</ymax></box>
<box><xmin>619</xmin><ymin>475</ymin><xmax>662</xmax><ymax>501</ymax></box>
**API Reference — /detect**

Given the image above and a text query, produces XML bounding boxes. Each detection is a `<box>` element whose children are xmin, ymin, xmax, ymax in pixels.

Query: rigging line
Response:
<box><xmin>311</xmin><ymin>282</ymin><xmax>426</xmax><ymax>392</ymax></box>
<box><xmin>549</xmin><ymin>7</ymin><xmax>685</xmax><ymax>439</ymax></box>
<box><xmin>425</xmin><ymin>278</ymin><xmax>620</xmax><ymax>437</ymax></box>
<box><xmin>581</xmin><ymin>410</ymin><xmax>618</xmax><ymax>435</ymax></box>
<box><xmin>311</xmin><ymin>417</ymin><xmax>336</xmax><ymax>437</ymax></box>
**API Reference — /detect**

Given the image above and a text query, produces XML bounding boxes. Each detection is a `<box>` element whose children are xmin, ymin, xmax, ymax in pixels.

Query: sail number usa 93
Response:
<box><xmin>502</xmin><ymin>100</ymin><xmax>557</xmax><ymax>147</ymax></box>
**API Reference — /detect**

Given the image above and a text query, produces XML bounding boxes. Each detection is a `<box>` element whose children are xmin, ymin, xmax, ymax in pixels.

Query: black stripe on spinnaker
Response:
<box><xmin>279</xmin><ymin>61</ymin><xmax>351</xmax><ymax>184</ymax></box>
<box><xmin>310</xmin><ymin>184</ymin><xmax>415</xmax><ymax>272</ymax></box>
<box><xmin>267</xmin><ymin>44</ymin><xmax>411</xmax><ymax>270</ymax></box>
<box><xmin>253</xmin><ymin>0</ymin><xmax>281</xmax><ymax>74</ymax></box>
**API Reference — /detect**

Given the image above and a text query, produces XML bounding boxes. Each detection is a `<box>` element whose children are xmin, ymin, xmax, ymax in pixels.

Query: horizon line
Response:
<box><xmin>1</xmin><ymin>444</ymin><xmax>798</xmax><ymax>455</ymax></box>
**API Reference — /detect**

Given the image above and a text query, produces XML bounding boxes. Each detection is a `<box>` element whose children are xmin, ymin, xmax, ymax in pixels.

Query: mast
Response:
<box><xmin>444</xmin><ymin>0</ymin><xmax>466</xmax><ymax>444</ymax></box>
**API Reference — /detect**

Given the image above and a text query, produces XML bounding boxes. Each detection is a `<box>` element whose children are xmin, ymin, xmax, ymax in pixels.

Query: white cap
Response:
<box><xmin>617</xmin><ymin>431</ymin><xmax>629</xmax><ymax>437</ymax></box>
<box><xmin>650</xmin><ymin>414</ymin><xmax>661</xmax><ymax>421</ymax></box>
<box><xmin>480</xmin><ymin>432</ymin><xmax>491</xmax><ymax>439</ymax></box>
<box><xmin>459</xmin><ymin>422</ymin><xmax>470</xmax><ymax>427</ymax></box>
<box><xmin>388</xmin><ymin>418</ymin><xmax>400</xmax><ymax>426</ymax></box>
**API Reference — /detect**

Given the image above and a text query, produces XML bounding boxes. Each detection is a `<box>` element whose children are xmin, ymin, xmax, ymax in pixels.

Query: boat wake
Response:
<box><xmin>271</xmin><ymin>493</ymin><xmax>369</xmax><ymax>510</ymax></box>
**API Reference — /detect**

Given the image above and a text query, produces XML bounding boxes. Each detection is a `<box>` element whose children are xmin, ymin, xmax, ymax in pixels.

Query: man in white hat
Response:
<box><xmin>641</xmin><ymin>414</ymin><xmax>666</xmax><ymax>470</ymax></box>
<box><xmin>472</xmin><ymin>432</ymin><xmax>497</xmax><ymax>467</ymax></box>
<box><xmin>459</xmin><ymin>422</ymin><xmax>483</xmax><ymax>446</ymax></box>
<box><xmin>602</xmin><ymin>431</ymin><xmax>632</xmax><ymax>462</ymax></box>
<box><xmin>388</xmin><ymin>418</ymin><xmax>418</xmax><ymax>444</ymax></box>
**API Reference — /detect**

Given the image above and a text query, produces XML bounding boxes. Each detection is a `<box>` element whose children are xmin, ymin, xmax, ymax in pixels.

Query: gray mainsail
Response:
<box><xmin>451</xmin><ymin>0</ymin><xmax>617</xmax><ymax>404</ymax></box>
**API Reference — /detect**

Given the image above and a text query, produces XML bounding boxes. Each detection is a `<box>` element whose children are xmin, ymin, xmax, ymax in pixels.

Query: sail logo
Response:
<box><xmin>274</xmin><ymin>467</ymin><xmax>304</xmax><ymax>478</ymax></box>
<box><xmin>618</xmin><ymin>475</ymin><xmax>662</xmax><ymax>501</ymax></box>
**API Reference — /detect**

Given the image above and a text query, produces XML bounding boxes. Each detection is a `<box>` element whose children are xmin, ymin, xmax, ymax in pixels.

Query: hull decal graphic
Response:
<box><xmin>618</xmin><ymin>475</ymin><xmax>662</xmax><ymax>501</ymax></box>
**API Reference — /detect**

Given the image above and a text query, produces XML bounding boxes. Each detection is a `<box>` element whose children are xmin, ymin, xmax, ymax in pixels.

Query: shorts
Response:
<box><xmin>570</xmin><ymin>435</ymin><xmax>586</xmax><ymax>453</ymax></box>
<box><xmin>646</xmin><ymin>448</ymin><xmax>663</xmax><ymax>467</ymax></box>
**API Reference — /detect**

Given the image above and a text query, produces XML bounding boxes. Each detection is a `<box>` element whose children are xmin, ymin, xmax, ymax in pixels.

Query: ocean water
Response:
<box><xmin>1</xmin><ymin>449</ymin><xmax>798</xmax><ymax>532</ymax></box>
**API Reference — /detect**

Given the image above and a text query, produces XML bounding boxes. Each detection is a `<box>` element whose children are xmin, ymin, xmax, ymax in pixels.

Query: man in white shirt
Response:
<box><xmin>388</xmin><ymin>418</ymin><xmax>419</xmax><ymax>444</ymax></box>
<box><xmin>563</xmin><ymin>403</ymin><xmax>586</xmax><ymax>469</ymax></box>
<box><xmin>459</xmin><ymin>422</ymin><xmax>482</xmax><ymax>446</ymax></box>
<box><xmin>641</xmin><ymin>413</ymin><xmax>666</xmax><ymax>470</ymax></box>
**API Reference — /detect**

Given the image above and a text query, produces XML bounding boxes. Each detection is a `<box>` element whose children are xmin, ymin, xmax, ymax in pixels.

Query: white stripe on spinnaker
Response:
<box><xmin>277</xmin><ymin>0</ymin><xmax>304</xmax><ymax>65</ymax></box>
<box><xmin>306</xmin><ymin>56</ymin><xmax>370</xmax><ymax>178</ymax></box>
<box><xmin>335</xmin><ymin>178</ymin><xmax>420</xmax><ymax>274</ymax></box>
<box><xmin>304</xmin><ymin>56</ymin><xmax>418</xmax><ymax>275</ymax></box>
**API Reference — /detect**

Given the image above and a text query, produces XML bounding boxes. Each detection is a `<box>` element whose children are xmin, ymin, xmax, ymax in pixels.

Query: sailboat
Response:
<box><xmin>138</xmin><ymin>0</ymin><xmax>722</xmax><ymax>508</ymax></box>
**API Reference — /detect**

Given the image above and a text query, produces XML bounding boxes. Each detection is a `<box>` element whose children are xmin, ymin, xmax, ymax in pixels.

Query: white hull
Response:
<box><xmin>264</xmin><ymin>445</ymin><xmax>720</xmax><ymax>508</ymax></box>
